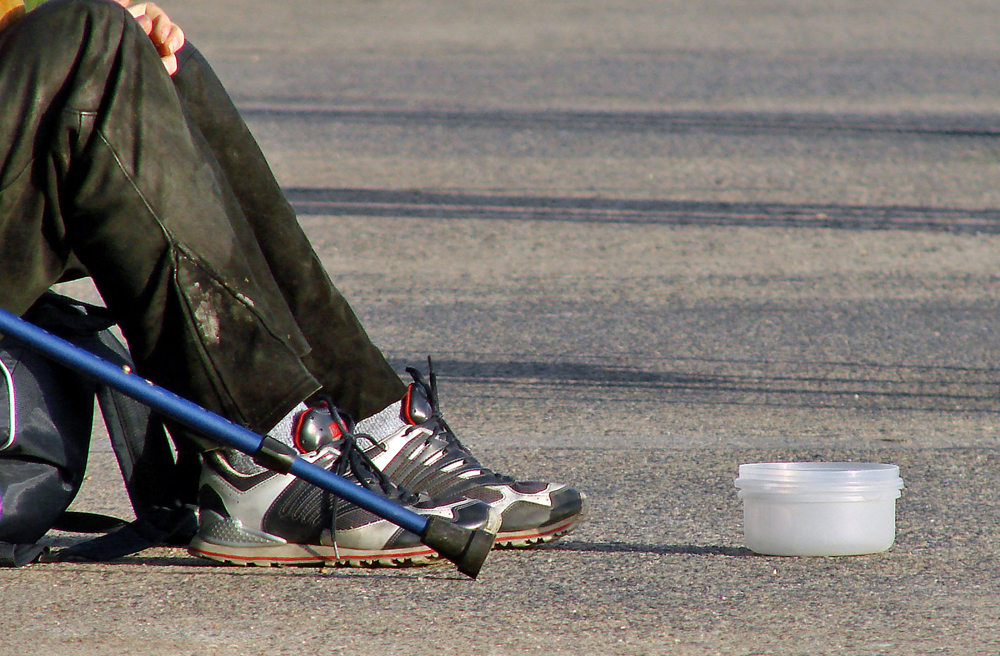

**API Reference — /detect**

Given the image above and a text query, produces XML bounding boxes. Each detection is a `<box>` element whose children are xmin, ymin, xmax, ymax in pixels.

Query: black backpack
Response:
<box><xmin>0</xmin><ymin>292</ymin><xmax>199</xmax><ymax>566</ymax></box>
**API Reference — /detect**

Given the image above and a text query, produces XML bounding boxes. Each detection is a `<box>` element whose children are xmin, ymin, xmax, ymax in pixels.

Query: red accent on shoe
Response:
<box><xmin>291</xmin><ymin>403</ymin><xmax>344</xmax><ymax>453</ymax></box>
<box><xmin>401</xmin><ymin>384</ymin><xmax>417</xmax><ymax>425</ymax></box>
<box><xmin>292</xmin><ymin>411</ymin><xmax>309</xmax><ymax>453</ymax></box>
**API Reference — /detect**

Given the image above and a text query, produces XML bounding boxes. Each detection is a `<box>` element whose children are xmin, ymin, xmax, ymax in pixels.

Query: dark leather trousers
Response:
<box><xmin>0</xmin><ymin>0</ymin><xmax>404</xmax><ymax>440</ymax></box>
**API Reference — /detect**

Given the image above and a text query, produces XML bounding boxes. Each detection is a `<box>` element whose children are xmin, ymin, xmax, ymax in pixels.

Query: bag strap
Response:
<box><xmin>5</xmin><ymin>507</ymin><xmax>198</xmax><ymax>566</ymax></box>
<box><xmin>0</xmin><ymin>543</ymin><xmax>48</xmax><ymax>568</ymax></box>
<box><xmin>91</xmin><ymin>330</ymin><xmax>199</xmax><ymax>515</ymax></box>
<box><xmin>53</xmin><ymin>511</ymin><xmax>129</xmax><ymax>534</ymax></box>
<box><xmin>48</xmin><ymin>505</ymin><xmax>198</xmax><ymax>563</ymax></box>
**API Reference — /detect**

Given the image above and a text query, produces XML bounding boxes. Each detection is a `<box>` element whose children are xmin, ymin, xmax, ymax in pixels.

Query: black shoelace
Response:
<box><xmin>406</xmin><ymin>356</ymin><xmax>466</xmax><ymax>451</ymax></box>
<box><xmin>319</xmin><ymin>399</ymin><xmax>422</xmax><ymax>548</ymax></box>
<box><xmin>405</xmin><ymin>358</ymin><xmax>515</xmax><ymax>485</ymax></box>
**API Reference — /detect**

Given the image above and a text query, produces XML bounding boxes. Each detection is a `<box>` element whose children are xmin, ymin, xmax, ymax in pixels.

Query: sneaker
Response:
<box><xmin>189</xmin><ymin>402</ymin><xmax>500</xmax><ymax>567</ymax></box>
<box><xmin>358</xmin><ymin>362</ymin><xmax>588</xmax><ymax>548</ymax></box>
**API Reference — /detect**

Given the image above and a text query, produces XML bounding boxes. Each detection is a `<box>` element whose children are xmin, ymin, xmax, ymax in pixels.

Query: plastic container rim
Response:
<box><xmin>734</xmin><ymin>461</ymin><xmax>904</xmax><ymax>497</ymax></box>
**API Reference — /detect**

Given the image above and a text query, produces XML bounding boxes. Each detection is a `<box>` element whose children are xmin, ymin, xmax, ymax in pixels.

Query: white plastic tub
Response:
<box><xmin>734</xmin><ymin>462</ymin><xmax>904</xmax><ymax>556</ymax></box>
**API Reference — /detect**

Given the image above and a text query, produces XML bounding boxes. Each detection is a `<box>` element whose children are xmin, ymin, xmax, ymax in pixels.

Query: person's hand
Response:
<box><xmin>112</xmin><ymin>0</ymin><xmax>185</xmax><ymax>75</ymax></box>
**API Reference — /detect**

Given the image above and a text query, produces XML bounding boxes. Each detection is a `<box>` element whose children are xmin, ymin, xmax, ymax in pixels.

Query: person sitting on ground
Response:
<box><xmin>0</xmin><ymin>0</ymin><xmax>586</xmax><ymax>566</ymax></box>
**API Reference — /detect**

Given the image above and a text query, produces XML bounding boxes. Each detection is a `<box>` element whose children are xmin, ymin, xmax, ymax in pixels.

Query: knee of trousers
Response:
<box><xmin>11</xmin><ymin>0</ymin><xmax>158</xmax><ymax>83</ymax></box>
<box><xmin>28</xmin><ymin>0</ymin><xmax>130</xmax><ymax>34</ymax></box>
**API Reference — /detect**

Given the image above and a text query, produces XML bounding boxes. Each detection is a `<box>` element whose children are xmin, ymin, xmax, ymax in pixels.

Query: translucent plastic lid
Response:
<box><xmin>734</xmin><ymin>462</ymin><xmax>904</xmax><ymax>495</ymax></box>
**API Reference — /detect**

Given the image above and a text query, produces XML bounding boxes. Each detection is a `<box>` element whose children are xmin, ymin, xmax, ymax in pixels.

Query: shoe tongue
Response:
<box><xmin>402</xmin><ymin>383</ymin><xmax>433</xmax><ymax>425</ymax></box>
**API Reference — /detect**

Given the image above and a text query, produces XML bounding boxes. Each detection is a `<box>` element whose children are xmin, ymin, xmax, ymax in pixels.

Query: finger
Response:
<box><xmin>148</xmin><ymin>12</ymin><xmax>171</xmax><ymax>50</ymax></box>
<box><xmin>149</xmin><ymin>14</ymin><xmax>184</xmax><ymax>56</ymax></box>
<box><xmin>144</xmin><ymin>4</ymin><xmax>184</xmax><ymax>52</ymax></box>
<box><xmin>109</xmin><ymin>0</ymin><xmax>131</xmax><ymax>7</ymax></box>
<box><xmin>166</xmin><ymin>23</ymin><xmax>185</xmax><ymax>55</ymax></box>
<box><xmin>161</xmin><ymin>53</ymin><xmax>178</xmax><ymax>76</ymax></box>
<box><xmin>133</xmin><ymin>13</ymin><xmax>152</xmax><ymax>35</ymax></box>
<box><xmin>126</xmin><ymin>3</ymin><xmax>154</xmax><ymax>35</ymax></box>
<box><xmin>122</xmin><ymin>1</ymin><xmax>183</xmax><ymax>74</ymax></box>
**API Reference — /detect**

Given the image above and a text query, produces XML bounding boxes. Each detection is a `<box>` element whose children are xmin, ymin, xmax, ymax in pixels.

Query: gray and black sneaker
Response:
<box><xmin>359</xmin><ymin>363</ymin><xmax>587</xmax><ymax>548</ymax></box>
<box><xmin>189</xmin><ymin>402</ymin><xmax>500</xmax><ymax>567</ymax></box>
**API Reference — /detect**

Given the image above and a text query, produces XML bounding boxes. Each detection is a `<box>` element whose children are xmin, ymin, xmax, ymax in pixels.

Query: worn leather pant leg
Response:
<box><xmin>169</xmin><ymin>46</ymin><xmax>406</xmax><ymax>420</ymax></box>
<box><xmin>0</xmin><ymin>0</ymin><xmax>320</xmax><ymax>437</ymax></box>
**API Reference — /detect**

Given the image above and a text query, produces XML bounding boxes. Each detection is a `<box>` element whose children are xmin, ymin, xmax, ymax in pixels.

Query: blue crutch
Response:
<box><xmin>0</xmin><ymin>306</ymin><xmax>494</xmax><ymax>578</ymax></box>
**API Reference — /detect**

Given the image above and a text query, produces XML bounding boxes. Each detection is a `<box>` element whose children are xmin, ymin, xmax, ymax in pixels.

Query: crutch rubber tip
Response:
<box><xmin>421</xmin><ymin>515</ymin><xmax>496</xmax><ymax>579</ymax></box>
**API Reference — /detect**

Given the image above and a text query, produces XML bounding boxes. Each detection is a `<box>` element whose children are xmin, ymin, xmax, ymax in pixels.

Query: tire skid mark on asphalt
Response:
<box><xmin>242</xmin><ymin>105</ymin><xmax>1000</xmax><ymax>138</ymax></box>
<box><xmin>384</xmin><ymin>356</ymin><xmax>1000</xmax><ymax>413</ymax></box>
<box><xmin>286</xmin><ymin>187</ymin><xmax>1000</xmax><ymax>234</ymax></box>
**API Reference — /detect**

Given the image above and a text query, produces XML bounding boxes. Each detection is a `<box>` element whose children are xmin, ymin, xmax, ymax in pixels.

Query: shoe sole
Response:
<box><xmin>493</xmin><ymin>493</ymin><xmax>589</xmax><ymax>548</ymax></box>
<box><xmin>188</xmin><ymin>538</ymin><xmax>442</xmax><ymax>568</ymax></box>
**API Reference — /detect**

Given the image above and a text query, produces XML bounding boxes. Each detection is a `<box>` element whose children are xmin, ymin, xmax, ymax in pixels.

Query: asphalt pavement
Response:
<box><xmin>6</xmin><ymin>0</ymin><xmax>1000</xmax><ymax>654</ymax></box>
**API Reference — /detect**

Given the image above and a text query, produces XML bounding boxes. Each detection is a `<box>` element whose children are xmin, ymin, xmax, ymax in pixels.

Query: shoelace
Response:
<box><xmin>405</xmin><ymin>357</ymin><xmax>465</xmax><ymax>450</ymax></box>
<box><xmin>319</xmin><ymin>399</ymin><xmax>422</xmax><ymax>549</ymax></box>
<box><xmin>405</xmin><ymin>358</ymin><xmax>515</xmax><ymax>485</ymax></box>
